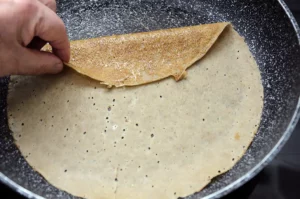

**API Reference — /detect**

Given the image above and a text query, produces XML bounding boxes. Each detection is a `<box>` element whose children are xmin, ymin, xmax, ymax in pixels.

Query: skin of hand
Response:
<box><xmin>0</xmin><ymin>0</ymin><xmax>70</xmax><ymax>76</ymax></box>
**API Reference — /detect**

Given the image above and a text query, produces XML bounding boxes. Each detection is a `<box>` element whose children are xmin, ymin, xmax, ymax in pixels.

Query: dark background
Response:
<box><xmin>0</xmin><ymin>0</ymin><xmax>300</xmax><ymax>199</ymax></box>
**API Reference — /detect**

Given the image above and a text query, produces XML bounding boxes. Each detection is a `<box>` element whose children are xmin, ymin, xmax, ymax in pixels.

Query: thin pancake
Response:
<box><xmin>44</xmin><ymin>22</ymin><xmax>229</xmax><ymax>87</ymax></box>
<box><xmin>8</xmin><ymin>26</ymin><xmax>263</xmax><ymax>199</ymax></box>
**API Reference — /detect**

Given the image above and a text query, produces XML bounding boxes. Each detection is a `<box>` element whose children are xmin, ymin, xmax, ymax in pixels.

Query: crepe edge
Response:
<box><xmin>63</xmin><ymin>22</ymin><xmax>231</xmax><ymax>88</ymax></box>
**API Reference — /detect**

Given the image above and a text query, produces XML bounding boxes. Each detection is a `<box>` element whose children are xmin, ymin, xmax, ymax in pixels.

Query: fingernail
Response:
<box><xmin>53</xmin><ymin>62</ymin><xmax>63</xmax><ymax>73</ymax></box>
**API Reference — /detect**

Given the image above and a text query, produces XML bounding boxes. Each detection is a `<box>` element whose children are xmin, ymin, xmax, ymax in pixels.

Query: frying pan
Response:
<box><xmin>0</xmin><ymin>0</ymin><xmax>300</xmax><ymax>198</ymax></box>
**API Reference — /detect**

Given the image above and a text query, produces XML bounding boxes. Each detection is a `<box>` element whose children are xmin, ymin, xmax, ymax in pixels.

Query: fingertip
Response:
<box><xmin>41</xmin><ymin>53</ymin><xmax>64</xmax><ymax>74</ymax></box>
<box><xmin>52</xmin><ymin>38</ymin><xmax>70</xmax><ymax>62</ymax></box>
<box><xmin>53</xmin><ymin>47</ymin><xmax>70</xmax><ymax>63</ymax></box>
<box><xmin>51</xmin><ymin>61</ymin><xmax>64</xmax><ymax>74</ymax></box>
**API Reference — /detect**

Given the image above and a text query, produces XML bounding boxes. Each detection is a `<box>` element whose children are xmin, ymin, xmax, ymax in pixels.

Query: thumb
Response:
<box><xmin>15</xmin><ymin>48</ymin><xmax>64</xmax><ymax>75</ymax></box>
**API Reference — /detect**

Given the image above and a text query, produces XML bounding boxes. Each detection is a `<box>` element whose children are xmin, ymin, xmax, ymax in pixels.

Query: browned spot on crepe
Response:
<box><xmin>235</xmin><ymin>133</ymin><xmax>241</xmax><ymax>141</ymax></box>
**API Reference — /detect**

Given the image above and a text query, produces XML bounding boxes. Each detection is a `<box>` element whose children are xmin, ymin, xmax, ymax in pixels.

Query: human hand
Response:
<box><xmin>0</xmin><ymin>0</ymin><xmax>70</xmax><ymax>76</ymax></box>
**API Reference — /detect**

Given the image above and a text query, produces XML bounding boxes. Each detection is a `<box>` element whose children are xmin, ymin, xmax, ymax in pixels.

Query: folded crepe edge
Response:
<box><xmin>171</xmin><ymin>22</ymin><xmax>230</xmax><ymax>82</ymax></box>
<box><xmin>61</xmin><ymin>22</ymin><xmax>230</xmax><ymax>88</ymax></box>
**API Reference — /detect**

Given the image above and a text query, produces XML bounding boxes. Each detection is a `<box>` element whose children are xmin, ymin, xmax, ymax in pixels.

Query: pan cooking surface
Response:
<box><xmin>0</xmin><ymin>0</ymin><xmax>300</xmax><ymax>198</ymax></box>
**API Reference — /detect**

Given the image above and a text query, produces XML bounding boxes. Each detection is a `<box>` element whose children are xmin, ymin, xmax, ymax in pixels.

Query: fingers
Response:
<box><xmin>38</xmin><ymin>0</ymin><xmax>56</xmax><ymax>12</ymax></box>
<box><xmin>14</xmin><ymin>48</ymin><xmax>63</xmax><ymax>75</ymax></box>
<box><xmin>0</xmin><ymin>0</ymin><xmax>68</xmax><ymax>76</ymax></box>
<box><xmin>35</xmin><ymin>1</ymin><xmax>70</xmax><ymax>62</ymax></box>
<box><xmin>27</xmin><ymin>37</ymin><xmax>47</xmax><ymax>50</ymax></box>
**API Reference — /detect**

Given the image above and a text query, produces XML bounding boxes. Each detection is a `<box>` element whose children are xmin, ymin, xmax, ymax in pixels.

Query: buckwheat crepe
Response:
<box><xmin>45</xmin><ymin>22</ymin><xmax>229</xmax><ymax>87</ymax></box>
<box><xmin>8</xmin><ymin>24</ymin><xmax>263</xmax><ymax>199</ymax></box>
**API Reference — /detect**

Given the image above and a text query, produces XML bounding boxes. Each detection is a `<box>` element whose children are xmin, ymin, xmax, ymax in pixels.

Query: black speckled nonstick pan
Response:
<box><xmin>1</xmin><ymin>0</ymin><xmax>300</xmax><ymax>198</ymax></box>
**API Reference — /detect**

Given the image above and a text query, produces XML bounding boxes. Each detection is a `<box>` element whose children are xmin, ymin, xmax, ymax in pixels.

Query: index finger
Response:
<box><xmin>35</xmin><ymin>1</ymin><xmax>70</xmax><ymax>62</ymax></box>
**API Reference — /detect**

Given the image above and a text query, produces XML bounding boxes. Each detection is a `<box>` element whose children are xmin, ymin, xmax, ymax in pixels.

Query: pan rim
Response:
<box><xmin>0</xmin><ymin>0</ymin><xmax>300</xmax><ymax>198</ymax></box>
<box><xmin>204</xmin><ymin>1</ymin><xmax>300</xmax><ymax>198</ymax></box>
<box><xmin>0</xmin><ymin>172</ymin><xmax>43</xmax><ymax>199</ymax></box>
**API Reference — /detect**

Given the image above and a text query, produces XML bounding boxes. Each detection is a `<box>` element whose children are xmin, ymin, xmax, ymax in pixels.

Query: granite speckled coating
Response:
<box><xmin>0</xmin><ymin>0</ymin><xmax>300</xmax><ymax>199</ymax></box>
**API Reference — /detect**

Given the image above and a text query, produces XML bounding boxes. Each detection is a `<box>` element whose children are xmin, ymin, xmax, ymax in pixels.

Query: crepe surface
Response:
<box><xmin>8</xmin><ymin>25</ymin><xmax>263</xmax><ymax>199</ymax></box>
